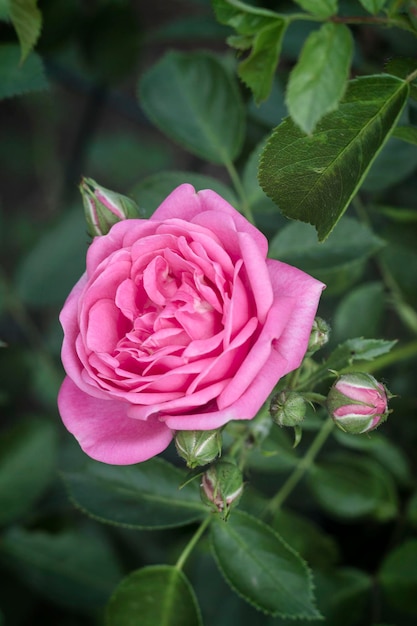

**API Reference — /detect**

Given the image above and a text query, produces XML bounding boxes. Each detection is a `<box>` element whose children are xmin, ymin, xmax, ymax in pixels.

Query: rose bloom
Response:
<box><xmin>58</xmin><ymin>184</ymin><xmax>324</xmax><ymax>464</ymax></box>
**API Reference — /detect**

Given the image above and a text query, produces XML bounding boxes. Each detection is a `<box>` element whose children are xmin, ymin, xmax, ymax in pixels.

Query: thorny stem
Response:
<box><xmin>175</xmin><ymin>516</ymin><xmax>212</xmax><ymax>571</ymax></box>
<box><xmin>225</xmin><ymin>160</ymin><xmax>256</xmax><ymax>225</ymax></box>
<box><xmin>263</xmin><ymin>417</ymin><xmax>334</xmax><ymax>519</ymax></box>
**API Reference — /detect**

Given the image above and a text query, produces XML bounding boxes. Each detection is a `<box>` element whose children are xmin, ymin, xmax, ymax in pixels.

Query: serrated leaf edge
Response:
<box><xmin>210</xmin><ymin>509</ymin><xmax>322</xmax><ymax>620</ymax></box>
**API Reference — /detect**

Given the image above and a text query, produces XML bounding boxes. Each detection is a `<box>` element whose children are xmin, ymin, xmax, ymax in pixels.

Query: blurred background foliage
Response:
<box><xmin>1</xmin><ymin>0</ymin><xmax>417</xmax><ymax>625</ymax></box>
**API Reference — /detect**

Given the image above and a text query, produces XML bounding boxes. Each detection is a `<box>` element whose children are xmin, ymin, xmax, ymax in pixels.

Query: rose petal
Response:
<box><xmin>58</xmin><ymin>377</ymin><xmax>173</xmax><ymax>464</ymax></box>
<box><xmin>267</xmin><ymin>259</ymin><xmax>325</xmax><ymax>373</ymax></box>
<box><xmin>197</xmin><ymin>189</ymin><xmax>268</xmax><ymax>257</ymax></box>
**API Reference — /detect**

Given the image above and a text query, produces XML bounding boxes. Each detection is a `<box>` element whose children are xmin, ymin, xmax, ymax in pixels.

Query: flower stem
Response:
<box><xmin>225</xmin><ymin>160</ymin><xmax>255</xmax><ymax>225</ymax></box>
<box><xmin>175</xmin><ymin>516</ymin><xmax>212</xmax><ymax>571</ymax></box>
<box><xmin>263</xmin><ymin>417</ymin><xmax>334</xmax><ymax>519</ymax></box>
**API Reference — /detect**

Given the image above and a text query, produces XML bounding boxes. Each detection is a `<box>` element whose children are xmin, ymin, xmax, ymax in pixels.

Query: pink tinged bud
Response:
<box><xmin>200</xmin><ymin>461</ymin><xmax>243</xmax><ymax>519</ymax></box>
<box><xmin>327</xmin><ymin>372</ymin><xmax>390</xmax><ymax>435</ymax></box>
<box><xmin>80</xmin><ymin>177</ymin><xmax>141</xmax><ymax>237</ymax></box>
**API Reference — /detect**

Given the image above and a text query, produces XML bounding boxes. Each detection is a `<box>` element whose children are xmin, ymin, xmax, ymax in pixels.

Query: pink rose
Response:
<box><xmin>58</xmin><ymin>184</ymin><xmax>324</xmax><ymax>464</ymax></box>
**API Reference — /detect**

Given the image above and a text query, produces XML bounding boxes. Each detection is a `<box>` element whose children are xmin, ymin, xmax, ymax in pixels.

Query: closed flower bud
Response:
<box><xmin>175</xmin><ymin>429</ymin><xmax>222</xmax><ymax>468</ymax></box>
<box><xmin>307</xmin><ymin>317</ymin><xmax>330</xmax><ymax>355</ymax></box>
<box><xmin>327</xmin><ymin>372</ymin><xmax>389</xmax><ymax>434</ymax></box>
<box><xmin>81</xmin><ymin>177</ymin><xmax>140</xmax><ymax>237</ymax></box>
<box><xmin>270</xmin><ymin>390</ymin><xmax>306</xmax><ymax>427</ymax></box>
<box><xmin>200</xmin><ymin>460</ymin><xmax>243</xmax><ymax>519</ymax></box>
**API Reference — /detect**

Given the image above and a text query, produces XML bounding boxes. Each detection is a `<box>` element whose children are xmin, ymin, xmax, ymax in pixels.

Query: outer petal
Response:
<box><xmin>197</xmin><ymin>189</ymin><xmax>268</xmax><ymax>257</ymax></box>
<box><xmin>267</xmin><ymin>259</ymin><xmax>325</xmax><ymax>373</ymax></box>
<box><xmin>151</xmin><ymin>184</ymin><xmax>203</xmax><ymax>222</ymax></box>
<box><xmin>58</xmin><ymin>377</ymin><xmax>173</xmax><ymax>465</ymax></box>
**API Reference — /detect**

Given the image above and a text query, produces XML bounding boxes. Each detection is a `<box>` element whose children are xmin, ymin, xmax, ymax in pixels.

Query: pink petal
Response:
<box><xmin>151</xmin><ymin>184</ymin><xmax>202</xmax><ymax>221</ymax></box>
<box><xmin>58</xmin><ymin>377</ymin><xmax>173</xmax><ymax>465</ymax></box>
<box><xmin>267</xmin><ymin>259</ymin><xmax>325</xmax><ymax>374</ymax></box>
<box><xmin>197</xmin><ymin>189</ymin><xmax>268</xmax><ymax>257</ymax></box>
<box><xmin>238</xmin><ymin>231</ymin><xmax>273</xmax><ymax>323</ymax></box>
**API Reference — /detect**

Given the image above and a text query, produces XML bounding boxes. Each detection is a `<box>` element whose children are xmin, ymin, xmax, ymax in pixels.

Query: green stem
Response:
<box><xmin>175</xmin><ymin>516</ymin><xmax>212</xmax><ymax>571</ymax></box>
<box><xmin>406</xmin><ymin>67</ymin><xmax>417</xmax><ymax>83</ymax></box>
<box><xmin>225</xmin><ymin>160</ymin><xmax>255</xmax><ymax>225</ymax></box>
<box><xmin>303</xmin><ymin>392</ymin><xmax>327</xmax><ymax>405</ymax></box>
<box><xmin>263</xmin><ymin>417</ymin><xmax>334</xmax><ymax>519</ymax></box>
<box><xmin>286</xmin><ymin>10</ymin><xmax>417</xmax><ymax>34</ymax></box>
<box><xmin>342</xmin><ymin>340</ymin><xmax>417</xmax><ymax>373</ymax></box>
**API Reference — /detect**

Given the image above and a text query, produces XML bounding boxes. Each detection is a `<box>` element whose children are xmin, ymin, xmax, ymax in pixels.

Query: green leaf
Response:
<box><xmin>292</xmin><ymin>0</ymin><xmax>338</xmax><ymax>18</ymax></box>
<box><xmin>0</xmin><ymin>43</ymin><xmax>47</xmax><ymax>99</ymax></box>
<box><xmin>269</xmin><ymin>217</ymin><xmax>385</xmax><ymax>295</ymax></box>
<box><xmin>239</xmin><ymin>20</ymin><xmax>287</xmax><ymax>104</ymax></box>
<box><xmin>211</xmin><ymin>510</ymin><xmax>320</xmax><ymax>619</ymax></box>
<box><xmin>9</xmin><ymin>0</ymin><xmax>42</xmax><ymax>62</ymax></box>
<box><xmin>0</xmin><ymin>418</ymin><xmax>57</xmax><ymax>526</ymax></box>
<box><xmin>319</xmin><ymin>337</ymin><xmax>397</xmax><ymax>378</ymax></box>
<box><xmin>272</xmin><ymin>509</ymin><xmax>339</xmax><ymax>568</ymax></box>
<box><xmin>334</xmin><ymin>282</ymin><xmax>385</xmax><ymax>341</ymax></box>
<box><xmin>309</xmin><ymin>453</ymin><xmax>398</xmax><ymax>520</ymax></box>
<box><xmin>246</xmin><ymin>425</ymin><xmax>298</xmax><ymax>473</ymax></box>
<box><xmin>15</xmin><ymin>208</ymin><xmax>87</xmax><ymax>308</ymax></box>
<box><xmin>406</xmin><ymin>491</ymin><xmax>417</xmax><ymax>528</ymax></box>
<box><xmin>86</xmin><ymin>132</ymin><xmax>175</xmax><ymax>188</ymax></box>
<box><xmin>333</xmin><ymin>430</ymin><xmax>412</xmax><ymax>486</ymax></box>
<box><xmin>1</xmin><ymin>526</ymin><xmax>122</xmax><ymax>610</ymax></box>
<box><xmin>362</xmin><ymin>136</ymin><xmax>417</xmax><ymax>191</ymax></box>
<box><xmin>393</xmin><ymin>125</ymin><xmax>417</xmax><ymax>145</ymax></box>
<box><xmin>259</xmin><ymin>74</ymin><xmax>409</xmax><ymax>241</ymax></box>
<box><xmin>212</xmin><ymin>0</ymin><xmax>287</xmax><ymax>103</ymax></box>
<box><xmin>0</xmin><ymin>0</ymin><xmax>10</xmax><ymax>20</ymax></box>
<box><xmin>139</xmin><ymin>51</ymin><xmax>245</xmax><ymax>164</ymax></box>
<box><xmin>61</xmin><ymin>453</ymin><xmax>206</xmax><ymax>529</ymax></box>
<box><xmin>106</xmin><ymin>565</ymin><xmax>202</xmax><ymax>626</ymax></box>
<box><xmin>130</xmin><ymin>171</ymin><xmax>238</xmax><ymax>218</ymax></box>
<box><xmin>379</xmin><ymin>540</ymin><xmax>417</xmax><ymax>614</ymax></box>
<box><xmin>312</xmin><ymin>568</ymin><xmax>372</xmax><ymax>626</ymax></box>
<box><xmin>286</xmin><ymin>23</ymin><xmax>353</xmax><ymax>134</ymax></box>
<box><xmin>358</xmin><ymin>0</ymin><xmax>387</xmax><ymax>13</ymax></box>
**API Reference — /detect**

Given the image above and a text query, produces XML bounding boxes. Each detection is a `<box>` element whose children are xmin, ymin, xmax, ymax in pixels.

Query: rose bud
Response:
<box><xmin>270</xmin><ymin>390</ymin><xmax>306</xmax><ymax>427</ymax></box>
<box><xmin>200</xmin><ymin>460</ymin><xmax>243</xmax><ymax>519</ymax></box>
<box><xmin>327</xmin><ymin>372</ymin><xmax>389</xmax><ymax>434</ymax></box>
<box><xmin>307</xmin><ymin>317</ymin><xmax>330</xmax><ymax>355</ymax></box>
<box><xmin>81</xmin><ymin>177</ymin><xmax>140</xmax><ymax>237</ymax></box>
<box><xmin>175</xmin><ymin>429</ymin><xmax>222</xmax><ymax>468</ymax></box>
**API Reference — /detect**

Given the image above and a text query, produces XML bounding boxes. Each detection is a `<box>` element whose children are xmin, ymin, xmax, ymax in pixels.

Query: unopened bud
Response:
<box><xmin>327</xmin><ymin>372</ymin><xmax>390</xmax><ymax>435</ymax></box>
<box><xmin>200</xmin><ymin>460</ymin><xmax>243</xmax><ymax>519</ymax></box>
<box><xmin>81</xmin><ymin>177</ymin><xmax>140</xmax><ymax>237</ymax></box>
<box><xmin>175</xmin><ymin>429</ymin><xmax>222</xmax><ymax>468</ymax></box>
<box><xmin>270</xmin><ymin>391</ymin><xmax>306</xmax><ymax>427</ymax></box>
<box><xmin>307</xmin><ymin>317</ymin><xmax>330</xmax><ymax>355</ymax></box>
